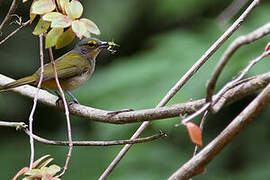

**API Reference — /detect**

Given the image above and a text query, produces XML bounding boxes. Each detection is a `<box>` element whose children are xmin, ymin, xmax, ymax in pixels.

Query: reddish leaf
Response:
<box><xmin>12</xmin><ymin>167</ymin><xmax>29</xmax><ymax>180</ymax></box>
<box><xmin>185</xmin><ymin>122</ymin><xmax>203</xmax><ymax>147</ymax></box>
<box><xmin>265</xmin><ymin>43</ymin><xmax>270</xmax><ymax>55</ymax></box>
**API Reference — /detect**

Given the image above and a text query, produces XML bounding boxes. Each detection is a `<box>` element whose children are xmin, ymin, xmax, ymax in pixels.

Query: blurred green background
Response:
<box><xmin>1</xmin><ymin>0</ymin><xmax>270</xmax><ymax>179</ymax></box>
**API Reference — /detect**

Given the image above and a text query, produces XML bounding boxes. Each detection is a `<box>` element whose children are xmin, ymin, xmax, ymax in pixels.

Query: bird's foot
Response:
<box><xmin>56</xmin><ymin>98</ymin><xmax>79</xmax><ymax>108</ymax></box>
<box><xmin>107</xmin><ymin>109</ymin><xmax>134</xmax><ymax>116</ymax></box>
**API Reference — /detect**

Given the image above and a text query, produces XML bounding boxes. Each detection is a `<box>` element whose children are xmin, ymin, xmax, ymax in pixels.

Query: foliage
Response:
<box><xmin>25</xmin><ymin>0</ymin><xmax>100</xmax><ymax>48</ymax></box>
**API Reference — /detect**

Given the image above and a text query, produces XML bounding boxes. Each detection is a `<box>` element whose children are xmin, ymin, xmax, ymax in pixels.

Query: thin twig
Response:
<box><xmin>0</xmin><ymin>71</ymin><xmax>270</xmax><ymax>124</ymax></box>
<box><xmin>28</xmin><ymin>35</ymin><xmax>44</xmax><ymax>169</ymax></box>
<box><xmin>0</xmin><ymin>20</ymin><xmax>30</xmax><ymax>45</ymax></box>
<box><xmin>99</xmin><ymin>1</ymin><xmax>260</xmax><ymax>179</ymax></box>
<box><xmin>168</xmin><ymin>82</ymin><xmax>270</xmax><ymax>180</ymax></box>
<box><xmin>0</xmin><ymin>121</ymin><xmax>27</xmax><ymax>130</ymax></box>
<box><xmin>48</xmin><ymin>48</ymin><xmax>73</xmax><ymax>177</ymax></box>
<box><xmin>0</xmin><ymin>0</ymin><xmax>18</xmax><ymax>33</ymax></box>
<box><xmin>182</xmin><ymin>49</ymin><xmax>269</xmax><ymax>124</ymax></box>
<box><xmin>206</xmin><ymin>22</ymin><xmax>270</xmax><ymax>103</ymax></box>
<box><xmin>23</xmin><ymin>129</ymin><xmax>167</xmax><ymax>146</ymax></box>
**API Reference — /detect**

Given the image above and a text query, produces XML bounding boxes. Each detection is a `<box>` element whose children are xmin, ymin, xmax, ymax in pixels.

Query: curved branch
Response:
<box><xmin>0</xmin><ymin>71</ymin><xmax>270</xmax><ymax>124</ymax></box>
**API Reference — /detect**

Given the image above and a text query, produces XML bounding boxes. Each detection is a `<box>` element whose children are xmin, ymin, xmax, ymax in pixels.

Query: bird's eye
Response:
<box><xmin>87</xmin><ymin>40</ymin><xmax>97</xmax><ymax>47</ymax></box>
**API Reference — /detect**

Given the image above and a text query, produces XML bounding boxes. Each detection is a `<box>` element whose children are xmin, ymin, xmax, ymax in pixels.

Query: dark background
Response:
<box><xmin>1</xmin><ymin>0</ymin><xmax>270</xmax><ymax>179</ymax></box>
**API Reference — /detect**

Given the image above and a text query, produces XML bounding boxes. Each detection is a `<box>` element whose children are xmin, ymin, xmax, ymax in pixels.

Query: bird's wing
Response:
<box><xmin>35</xmin><ymin>51</ymin><xmax>89</xmax><ymax>81</ymax></box>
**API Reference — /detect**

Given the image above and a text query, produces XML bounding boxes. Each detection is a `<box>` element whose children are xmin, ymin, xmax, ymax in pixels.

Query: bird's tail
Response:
<box><xmin>0</xmin><ymin>75</ymin><xmax>37</xmax><ymax>92</ymax></box>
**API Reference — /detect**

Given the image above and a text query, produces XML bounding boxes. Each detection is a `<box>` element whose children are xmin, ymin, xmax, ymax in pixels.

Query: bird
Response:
<box><xmin>0</xmin><ymin>38</ymin><xmax>118</xmax><ymax>104</ymax></box>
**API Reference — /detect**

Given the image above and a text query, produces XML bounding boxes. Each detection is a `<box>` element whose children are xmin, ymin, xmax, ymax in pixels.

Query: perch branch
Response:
<box><xmin>0</xmin><ymin>71</ymin><xmax>270</xmax><ymax>124</ymax></box>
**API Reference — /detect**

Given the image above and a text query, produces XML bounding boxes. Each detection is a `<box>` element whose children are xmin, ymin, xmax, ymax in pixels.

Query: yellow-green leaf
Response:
<box><xmin>51</xmin><ymin>16</ymin><xmax>71</xmax><ymax>28</ymax></box>
<box><xmin>47</xmin><ymin>165</ymin><xmax>61</xmax><ymax>176</ymax></box>
<box><xmin>31</xmin><ymin>0</ymin><xmax>56</xmax><ymax>15</ymax></box>
<box><xmin>56</xmin><ymin>27</ymin><xmax>75</xmax><ymax>49</ymax></box>
<box><xmin>30</xmin><ymin>0</ymin><xmax>38</xmax><ymax>24</ymax></box>
<box><xmin>56</xmin><ymin>0</ymin><xmax>69</xmax><ymax>13</ymax></box>
<box><xmin>45</xmin><ymin>28</ymin><xmax>64</xmax><ymax>48</ymax></box>
<box><xmin>65</xmin><ymin>0</ymin><xmax>83</xmax><ymax>20</ymax></box>
<box><xmin>33</xmin><ymin>18</ymin><xmax>50</xmax><ymax>35</ymax></box>
<box><xmin>72</xmin><ymin>20</ymin><xmax>88</xmax><ymax>39</ymax></box>
<box><xmin>80</xmin><ymin>18</ymin><xmax>100</xmax><ymax>35</ymax></box>
<box><xmin>42</xmin><ymin>12</ymin><xmax>64</xmax><ymax>22</ymax></box>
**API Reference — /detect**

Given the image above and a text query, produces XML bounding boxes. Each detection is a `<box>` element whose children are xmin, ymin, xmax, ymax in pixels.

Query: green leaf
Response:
<box><xmin>45</xmin><ymin>28</ymin><xmax>64</xmax><ymax>48</ymax></box>
<box><xmin>42</xmin><ymin>12</ymin><xmax>64</xmax><ymax>22</ymax></box>
<box><xmin>56</xmin><ymin>27</ymin><xmax>75</xmax><ymax>49</ymax></box>
<box><xmin>65</xmin><ymin>0</ymin><xmax>83</xmax><ymax>20</ymax></box>
<box><xmin>80</xmin><ymin>18</ymin><xmax>100</xmax><ymax>35</ymax></box>
<box><xmin>31</xmin><ymin>0</ymin><xmax>56</xmax><ymax>15</ymax></box>
<box><xmin>51</xmin><ymin>16</ymin><xmax>71</xmax><ymax>28</ymax></box>
<box><xmin>72</xmin><ymin>20</ymin><xmax>88</xmax><ymax>39</ymax></box>
<box><xmin>33</xmin><ymin>18</ymin><xmax>51</xmax><ymax>35</ymax></box>
<box><xmin>47</xmin><ymin>165</ymin><xmax>61</xmax><ymax>176</ymax></box>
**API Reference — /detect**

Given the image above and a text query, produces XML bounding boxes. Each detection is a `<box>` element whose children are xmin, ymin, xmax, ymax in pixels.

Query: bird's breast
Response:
<box><xmin>62</xmin><ymin>69</ymin><xmax>92</xmax><ymax>91</ymax></box>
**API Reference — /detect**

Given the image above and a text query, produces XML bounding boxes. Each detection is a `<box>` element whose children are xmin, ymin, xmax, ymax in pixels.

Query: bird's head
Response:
<box><xmin>74</xmin><ymin>38</ymin><xmax>119</xmax><ymax>60</ymax></box>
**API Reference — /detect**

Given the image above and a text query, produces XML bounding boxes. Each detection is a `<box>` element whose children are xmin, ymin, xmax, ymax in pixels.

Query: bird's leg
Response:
<box><xmin>66</xmin><ymin>91</ymin><xmax>80</xmax><ymax>104</ymax></box>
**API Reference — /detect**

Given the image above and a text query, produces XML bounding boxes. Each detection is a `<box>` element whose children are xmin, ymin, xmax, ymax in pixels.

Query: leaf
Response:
<box><xmin>38</xmin><ymin>158</ymin><xmax>54</xmax><ymax>169</ymax></box>
<box><xmin>51</xmin><ymin>16</ymin><xmax>72</xmax><ymax>28</ymax></box>
<box><xmin>23</xmin><ymin>0</ymin><xmax>29</xmax><ymax>3</ymax></box>
<box><xmin>33</xmin><ymin>18</ymin><xmax>51</xmax><ymax>35</ymax></box>
<box><xmin>56</xmin><ymin>27</ymin><xmax>75</xmax><ymax>49</ymax></box>
<box><xmin>47</xmin><ymin>165</ymin><xmax>61</xmax><ymax>176</ymax></box>
<box><xmin>80</xmin><ymin>18</ymin><xmax>100</xmax><ymax>35</ymax></box>
<box><xmin>265</xmin><ymin>43</ymin><xmax>270</xmax><ymax>56</ymax></box>
<box><xmin>185</xmin><ymin>122</ymin><xmax>203</xmax><ymax>147</ymax></box>
<box><xmin>45</xmin><ymin>28</ymin><xmax>64</xmax><ymax>48</ymax></box>
<box><xmin>33</xmin><ymin>154</ymin><xmax>51</xmax><ymax>168</ymax></box>
<box><xmin>72</xmin><ymin>20</ymin><xmax>88</xmax><ymax>39</ymax></box>
<box><xmin>65</xmin><ymin>0</ymin><xmax>83</xmax><ymax>20</ymax></box>
<box><xmin>12</xmin><ymin>167</ymin><xmax>29</xmax><ymax>180</ymax></box>
<box><xmin>31</xmin><ymin>0</ymin><xmax>56</xmax><ymax>15</ymax></box>
<box><xmin>42</xmin><ymin>12</ymin><xmax>64</xmax><ymax>22</ymax></box>
<box><xmin>56</xmin><ymin>0</ymin><xmax>69</xmax><ymax>14</ymax></box>
<box><xmin>30</xmin><ymin>0</ymin><xmax>38</xmax><ymax>24</ymax></box>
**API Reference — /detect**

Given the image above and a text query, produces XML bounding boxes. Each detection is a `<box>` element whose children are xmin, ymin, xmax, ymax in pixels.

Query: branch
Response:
<box><xmin>24</xmin><ymin>129</ymin><xmax>167</xmax><ymax>146</ymax></box>
<box><xmin>0</xmin><ymin>121</ymin><xmax>166</xmax><ymax>146</ymax></box>
<box><xmin>0</xmin><ymin>20</ymin><xmax>30</xmax><ymax>45</ymax></box>
<box><xmin>206</xmin><ymin>22</ymin><xmax>270</xmax><ymax>103</ymax></box>
<box><xmin>168</xmin><ymin>82</ymin><xmax>270</xmax><ymax>180</ymax></box>
<box><xmin>1</xmin><ymin>71</ymin><xmax>270</xmax><ymax>124</ymax></box>
<box><xmin>0</xmin><ymin>0</ymin><xmax>18</xmax><ymax>33</ymax></box>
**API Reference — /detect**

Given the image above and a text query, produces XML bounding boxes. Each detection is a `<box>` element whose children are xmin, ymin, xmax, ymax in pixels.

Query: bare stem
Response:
<box><xmin>48</xmin><ymin>48</ymin><xmax>73</xmax><ymax>178</ymax></box>
<box><xmin>28</xmin><ymin>35</ymin><xmax>44</xmax><ymax>169</ymax></box>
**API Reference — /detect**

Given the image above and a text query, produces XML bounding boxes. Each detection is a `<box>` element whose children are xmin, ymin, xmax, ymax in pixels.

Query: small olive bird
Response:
<box><xmin>0</xmin><ymin>38</ymin><xmax>117</xmax><ymax>104</ymax></box>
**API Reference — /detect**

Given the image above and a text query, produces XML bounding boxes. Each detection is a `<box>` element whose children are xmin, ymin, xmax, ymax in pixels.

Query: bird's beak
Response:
<box><xmin>99</xmin><ymin>41</ymin><xmax>120</xmax><ymax>53</ymax></box>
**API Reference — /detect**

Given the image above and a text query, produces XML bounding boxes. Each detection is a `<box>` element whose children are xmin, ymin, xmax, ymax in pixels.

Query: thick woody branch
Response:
<box><xmin>168</xmin><ymin>81</ymin><xmax>270</xmax><ymax>180</ymax></box>
<box><xmin>0</xmin><ymin>71</ymin><xmax>270</xmax><ymax>124</ymax></box>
